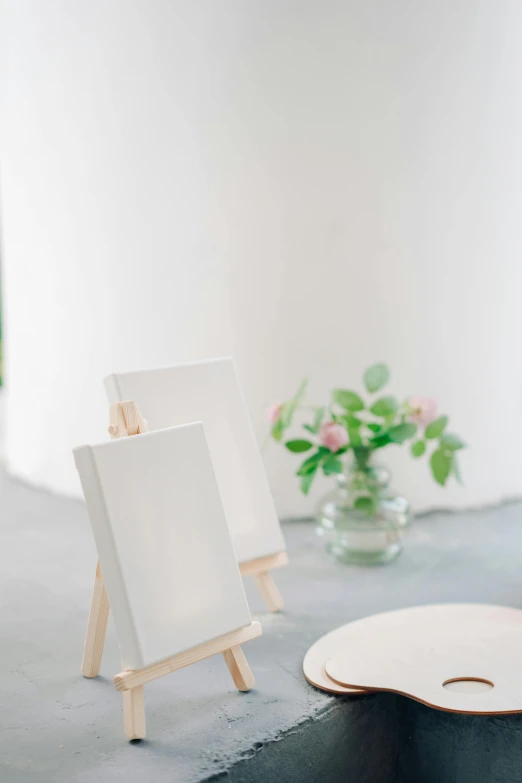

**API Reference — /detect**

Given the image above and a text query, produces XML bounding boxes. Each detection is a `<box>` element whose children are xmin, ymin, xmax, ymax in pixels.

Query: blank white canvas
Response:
<box><xmin>104</xmin><ymin>358</ymin><xmax>286</xmax><ymax>565</ymax></box>
<box><xmin>74</xmin><ymin>422</ymin><xmax>252</xmax><ymax>671</ymax></box>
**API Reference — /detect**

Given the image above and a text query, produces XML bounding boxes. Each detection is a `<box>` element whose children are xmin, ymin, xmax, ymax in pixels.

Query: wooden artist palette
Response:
<box><xmin>304</xmin><ymin>622</ymin><xmax>371</xmax><ymax>695</ymax></box>
<box><xmin>303</xmin><ymin>607</ymin><xmax>441</xmax><ymax>695</ymax></box>
<box><xmin>323</xmin><ymin>604</ymin><xmax>522</xmax><ymax>714</ymax></box>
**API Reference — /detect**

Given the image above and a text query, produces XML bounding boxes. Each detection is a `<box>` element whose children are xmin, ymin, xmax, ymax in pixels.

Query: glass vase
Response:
<box><xmin>315</xmin><ymin>456</ymin><xmax>411</xmax><ymax>565</ymax></box>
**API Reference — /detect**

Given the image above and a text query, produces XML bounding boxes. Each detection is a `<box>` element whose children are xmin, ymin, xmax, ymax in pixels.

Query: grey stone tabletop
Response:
<box><xmin>2</xmin><ymin>467</ymin><xmax>522</xmax><ymax>783</ymax></box>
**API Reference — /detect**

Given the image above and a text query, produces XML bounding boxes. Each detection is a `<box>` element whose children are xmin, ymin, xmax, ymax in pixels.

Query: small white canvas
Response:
<box><xmin>104</xmin><ymin>358</ymin><xmax>285</xmax><ymax>565</ymax></box>
<box><xmin>74</xmin><ymin>422</ymin><xmax>252</xmax><ymax>671</ymax></box>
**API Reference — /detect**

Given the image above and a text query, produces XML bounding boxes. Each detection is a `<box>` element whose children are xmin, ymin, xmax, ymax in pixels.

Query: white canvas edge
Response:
<box><xmin>74</xmin><ymin>422</ymin><xmax>254</xmax><ymax>670</ymax></box>
<box><xmin>74</xmin><ymin>444</ymin><xmax>145</xmax><ymax>668</ymax></box>
<box><xmin>103</xmin><ymin>357</ymin><xmax>287</xmax><ymax>563</ymax></box>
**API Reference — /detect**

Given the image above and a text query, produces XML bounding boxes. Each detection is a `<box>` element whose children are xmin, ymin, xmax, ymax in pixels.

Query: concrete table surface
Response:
<box><xmin>2</xmin><ymin>467</ymin><xmax>522</xmax><ymax>783</ymax></box>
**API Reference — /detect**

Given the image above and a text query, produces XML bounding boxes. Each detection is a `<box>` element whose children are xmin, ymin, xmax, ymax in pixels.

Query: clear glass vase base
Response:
<box><xmin>315</xmin><ymin>460</ymin><xmax>409</xmax><ymax>565</ymax></box>
<box><xmin>324</xmin><ymin>538</ymin><xmax>402</xmax><ymax>565</ymax></box>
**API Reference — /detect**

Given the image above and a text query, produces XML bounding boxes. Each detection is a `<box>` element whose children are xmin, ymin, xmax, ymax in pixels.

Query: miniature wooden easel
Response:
<box><xmin>239</xmin><ymin>552</ymin><xmax>287</xmax><ymax>612</ymax></box>
<box><xmin>82</xmin><ymin>400</ymin><xmax>261</xmax><ymax>739</ymax></box>
<box><xmin>104</xmin><ymin>362</ymin><xmax>288</xmax><ymax>613</ymax></box>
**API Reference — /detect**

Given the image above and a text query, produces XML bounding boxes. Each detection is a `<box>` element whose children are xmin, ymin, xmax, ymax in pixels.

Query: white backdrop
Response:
<box><xmin>1</xmin><ymin>0</ymin><xmax>522</xmax><ymax>517</ymax></box>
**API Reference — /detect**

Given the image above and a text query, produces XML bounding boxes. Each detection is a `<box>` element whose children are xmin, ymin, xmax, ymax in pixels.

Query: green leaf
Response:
<box><xmin>271</xmin><ymin>419</ymin><xmax>284</xmax><ymax>442</ymax></box>
<box><xmin>332</xmin><ymin>389</ymin><xmax>364</xmax><ymax>412</ymax></box>
<box><xmin>411</xmin><ymin>439</ymin><xmax>426</xmax><ymax>458</ymax></box>
<box><xmin>430</xmin><ymin>448</ymin><xmax>452</xmax><ymax>486</ymax></box>
<box><xmin>295</xmin><ymin>377</ymin><xmax>308</xmax><ymax>401</ymax></box>
<box><xmin>323</xmin><ymin>455</ymin><xmax>344</xmax><ymax>475</ymax></box>
<box><xmin>364</xmin><ymin>363</ymin><xmax>390</xmax><ymax>394</ymax></box>
<box><xmin>370</xmin><ymin>431</ymin><xmax>392</xmax><ymax>449</ymax></box>
<box><xmin>313</xmin><ymin>406</ymin><xmax>325</xmax><ymax>433</ymax></box>
<box><xmin>317</xmin><ymin>445</ymin><xmax>332</xmax><ymax>455</ymax></box>
<box><xmin>281</xmin><ymin>378</ymin><xmax>308</xmax><ymax>428</ymax></box>
<box><xmin>425</xmin><ymin>416</ymin><xmax>448</xmax><ymax>439</ymax></box>
<box><xmin>388</xmin><ymin>422</ymin><xmax>417</xmax><ymax>443</ymax></box>
<box><xmin>367</xmin><ymin>423</ymin><xmax>382</xmax><ymax>433</ymax></box>
<box><xmin>354</xmin><ymin>496</ymin><xmax>376</xmax><ymax>515</ymax></box>
<box><xmin>285</xmin><ymin>439</ymin><xmax>313</xmax><ymax>453</ymax></box>
<box><xmin>297</xmin><ymin>451</ymin><xmax>324</xmax><ymax>476</ymax></box>
<box><xmin>300</xmin><ymin>468</ymin><xmax>317</xmax><ymax>495</ymax></box>
<box><xmin>452</xmin><ymin>453</ymin><xmax>463</xmax><ymax>485</ymax></box>
<box><xmin>440</xmin><ymin>433</ymin><xmax>465</xmax><ymax>451</ymax></box>
<box><xmin>303</xmin><ymin>407</ymin><xmax>326</xmax><ymax>435</ymax></box>
<box><xmin>278</xmin><ymin>402</ymin><xmax>291</xmax><ymax>429</ymax></box>
<box><xmin>370</xmin><ymin>396</ymin><xmax>399</xmax><ymax>417</ymax></box>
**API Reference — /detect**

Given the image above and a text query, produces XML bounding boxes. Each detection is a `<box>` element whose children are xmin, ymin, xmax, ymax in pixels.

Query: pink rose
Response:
<box><xmin>319</xmin><ymin>421</ymin><xmax>349</xmax><ymax>452</ymax></box>
<box><xmin>408</xmin><ymin>397</ymin><xmax>437</xmax><ymax>425</ymax></box>
<box><xmin>267</xmin><ymin>402</ymin><xmax>283</xmax><ymax>425</ymax></box>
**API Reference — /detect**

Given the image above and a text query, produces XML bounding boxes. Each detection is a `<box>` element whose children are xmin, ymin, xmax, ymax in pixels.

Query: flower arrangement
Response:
<box><xmin>268</xmin><ymin>363</ymin><xmax>465</xmax><ymax>504</ymax></box>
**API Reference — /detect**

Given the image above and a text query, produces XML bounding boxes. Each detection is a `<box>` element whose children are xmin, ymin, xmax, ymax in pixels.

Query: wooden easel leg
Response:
<box><xmin>81</xmin><ymin>560</ymin><xmax>110</xmax><ymax>677</ymax></box>
<box><xmin>123</xmin><ymin>686</ymin><xmax>146</xmax><ymax>740</ymax></box>
<box><xmin>253</xmin><ymin>571</ymin><xmax>284</xmax><ymax>613</ymax></box>
<box><xmin>222</xmin><ymin>645</ymin><xmax>255</xmax><ymax>691</ymax></box>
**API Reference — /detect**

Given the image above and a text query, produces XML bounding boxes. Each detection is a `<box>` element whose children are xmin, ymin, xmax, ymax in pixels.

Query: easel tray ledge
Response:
<box><xmin>114</xmin><ymin>621</ymin><xmax>262</xmax><ymax>691</ymax></box>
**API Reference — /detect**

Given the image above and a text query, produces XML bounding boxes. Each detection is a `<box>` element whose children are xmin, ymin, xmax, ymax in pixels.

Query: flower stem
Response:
<box><xmin>352</xmin><ymin>446</ymin><xmax>373</xmax><ymax>473</ymax></box>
